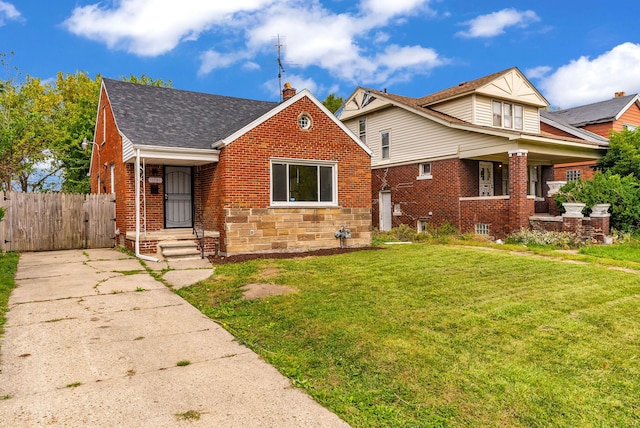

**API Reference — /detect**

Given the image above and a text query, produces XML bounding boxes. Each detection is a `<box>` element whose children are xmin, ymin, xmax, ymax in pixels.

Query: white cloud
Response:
<box><xmin>457</xmin><ymin>8</ymin><xmax>539</xmax><ymax>38</ymax></box>
<box><xmin>63</xmin><ymin>0</ymin><xmax>444</xmax><ymax>89</ymax></box>
<box><xmin>64</xmin><ymin>1</ymin><xmax>277</xmax><ymax>56</ymax></box>
<box><xmin>198</xmin><ymin>50</ymin><xmax>248</xmax><ymax>75</ymax></box>
<box><xmin>536</xmin><ymin>43</ymin><xmax>640</xmax><ymax>108</ymax></box>
<box><xmin>525</xmin><ymin>65</ymin><xmax>551</xmax><ymax>80</ymax></box>
<box><xmin>0</xmin><ymin>1</ymin><xmax>21</xmax><ymax>25</ymax></box>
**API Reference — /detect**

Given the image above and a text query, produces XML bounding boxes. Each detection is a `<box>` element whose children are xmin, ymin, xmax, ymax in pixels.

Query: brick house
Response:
<box><xmin>337</xmin><ymin>67</ymin><xmax>608</xmax><ymax>239</ymax></box>
<box><xmin>88</xmin><ymin>79</ymin><xmax>372</xmax><ymax>259</ymax></box>
<box><xmin>542</xmin><ymin>93</ymin><xmax>640</xmax><ymax>182</ymax></box>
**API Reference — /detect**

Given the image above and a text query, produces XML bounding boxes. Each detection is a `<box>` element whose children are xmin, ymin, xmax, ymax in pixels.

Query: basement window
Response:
<box><xmin>475</xmin><ymin>223</ymin><xmax>490</xmax><ymax>236</ymax></box>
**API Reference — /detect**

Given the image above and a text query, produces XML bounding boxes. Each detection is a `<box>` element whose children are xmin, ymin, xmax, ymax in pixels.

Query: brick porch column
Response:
<box><xmin>508</xmin><ymin>149</ymin><xmax>529</xmax><ymax>233</ymax></box>
<box><xmin>590</xmin><ymin>204</ymin><xmax>611</xmax><ymax>242</ymax></box>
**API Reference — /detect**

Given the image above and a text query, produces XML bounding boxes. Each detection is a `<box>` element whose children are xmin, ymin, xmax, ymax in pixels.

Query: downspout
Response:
<box><xmin>135</xmin><ymin>148</ymin><xmax>159</xmax><ymax>263</ymax></box>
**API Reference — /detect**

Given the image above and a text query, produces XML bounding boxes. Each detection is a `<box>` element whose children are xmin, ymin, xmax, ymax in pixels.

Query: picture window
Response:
<box><xmin>271</xmin><ymin>160</ymin><xmax>336</xmax><ymax>205</ymax></box>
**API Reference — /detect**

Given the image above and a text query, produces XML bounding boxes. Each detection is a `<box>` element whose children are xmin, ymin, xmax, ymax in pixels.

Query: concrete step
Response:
<box><xmin>159</xmin><ymin>241</ymin><xmax>202</xmax><ymax>261</ymax></box>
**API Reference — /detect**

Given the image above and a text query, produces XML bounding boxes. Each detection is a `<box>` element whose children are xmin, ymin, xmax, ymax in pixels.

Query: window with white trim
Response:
<box><xmin>566</xmin><ymin>169</ymin><xmax>581</xmax><ymax>182</ymax></box>
<box><xmin>623</xmin><ymin>123</ymin><xmax>637</xmax><ymax>131</ymax></box>
<box><xmin>381</xmin><ymin>131</ymin><xmax>390</xmax><ymax>159</ymax></box>
<box><xmin>358</xmin><ymin>118</ymin><xmax>366</xmax><ymax>143</ymax></box>
<box><xmin>417</xmin><ymin>162</ymin><xmax>432</xmax><ymax>179</ymax></box>
<box><xmin>417</xmin><ymin>219</ymin><xmax>429</xmax><ymax>233</ymax></box>
<box><xmin>492</xmin><ymin>100</ymin><xmax>523</xmax><ymax>130</ymax></box>
<box><xmin>271</xmin><ymin>160</ymin><xmax>337</xmax><ymax>205</ymax></box>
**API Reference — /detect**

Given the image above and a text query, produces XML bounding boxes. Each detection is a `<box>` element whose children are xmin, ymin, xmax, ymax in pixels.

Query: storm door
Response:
<box><xmin>479</xmin><ymin>162</ymin><xmax>494</xmax><ymax>196</ymax></box>
<box><xmin>164</xmin><ymin>166</ymin><xmax>193</xmax><ymax>228</ymax></box>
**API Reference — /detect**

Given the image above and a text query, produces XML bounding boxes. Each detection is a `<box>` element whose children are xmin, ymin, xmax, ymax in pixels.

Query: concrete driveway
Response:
<box><xmin>0</xmin><ymin>249</ymin><xmax>348</xmax><ymax>427</ymax></box>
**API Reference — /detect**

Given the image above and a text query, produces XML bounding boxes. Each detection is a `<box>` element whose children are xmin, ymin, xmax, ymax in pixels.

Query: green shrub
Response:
<box><xmin>0</xmin><ymin>207</ymin><xmax>4</xmax><ymax>222</ymax></box>
<box><xmin>554</xmin><ymin>172</ymin><xmax>640</xmax><ymax>232</ymax></box>
<box><xmin>506</xmin><ymin>228</ymin><xmax>584</xmax><ymax>249</ymax></box>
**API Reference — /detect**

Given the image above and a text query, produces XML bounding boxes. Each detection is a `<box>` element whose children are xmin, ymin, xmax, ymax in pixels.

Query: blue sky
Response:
<box><xmin>2</xmin><ymin>0</ymin><xmax>640</xmax><ymax>108</ymax></box>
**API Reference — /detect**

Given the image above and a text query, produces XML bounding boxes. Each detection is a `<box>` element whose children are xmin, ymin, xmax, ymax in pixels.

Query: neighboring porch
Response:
<box><xmin>458</xmin><ymin>142</ymin><xmax>605</xmax><ymax>239</ymax></box>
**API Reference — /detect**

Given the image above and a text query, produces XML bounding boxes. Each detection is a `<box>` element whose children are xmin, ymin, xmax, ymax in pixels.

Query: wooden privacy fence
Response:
<box><xmin>0</xmin><ymin>191</ymin><xmax>115</xmax><ymax>252</ymax></box>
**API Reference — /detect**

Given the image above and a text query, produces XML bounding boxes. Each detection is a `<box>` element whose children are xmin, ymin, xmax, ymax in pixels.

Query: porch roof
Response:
<box><xmin>122</xmin><ymin>139</ymin><xmax>219</xmax><ymax>165</ymax></box>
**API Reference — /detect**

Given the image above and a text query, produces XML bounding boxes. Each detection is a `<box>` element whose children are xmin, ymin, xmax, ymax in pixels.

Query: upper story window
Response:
<box><xmin>492</xmin><ymin>100</ymin><xmax>523</xmax><ymax>130</ymax></box>
<box><xmin>358</xmin><ymin>118</ymin><xmax>366</xmax><ymax>143</ymax></box>
<box><xmin>381</xmin><ymin>131</ymin><xmax>390</xmax><ymax>159</ymax></box>
<box><xmin>271</xmin><ymin>159</ymin><xmax>337</xmax><ymax>206</ymax></box>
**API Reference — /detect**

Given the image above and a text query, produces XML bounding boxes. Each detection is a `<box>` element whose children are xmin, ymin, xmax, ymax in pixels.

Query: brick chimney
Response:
<box><xmin>615</xmin><ymin>91</ymin><xmax>626</xmax><ymax>98</ymax></box>
<box><xmin>282</xmin><ymin>82</ymin><xmax>296</xmax><ymax>101</ymax></box>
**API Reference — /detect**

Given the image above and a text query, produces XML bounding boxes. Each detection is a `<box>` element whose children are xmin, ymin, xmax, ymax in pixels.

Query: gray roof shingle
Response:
<box><xmin>103</xmin><ymin>79</ymin><xmax>279</xmax><ymax>149</ymax></box>
<box><xmin>545</xmin><ymin>94</ymin><xmax>639</xmax><ymax>127</ymax></box>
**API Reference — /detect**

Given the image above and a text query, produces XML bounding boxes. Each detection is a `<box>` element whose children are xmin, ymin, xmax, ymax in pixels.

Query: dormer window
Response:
<box><xmin>492</xmin><ymin>100</ymin><xmax>523</xmax><ymax>130</ymax></box>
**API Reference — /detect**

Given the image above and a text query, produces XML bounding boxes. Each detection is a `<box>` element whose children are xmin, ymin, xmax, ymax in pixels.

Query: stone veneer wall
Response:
<box><xmin>223</xmin><ymin>207</ymin><xmax>371</xmax><ymax>255</ymax></box>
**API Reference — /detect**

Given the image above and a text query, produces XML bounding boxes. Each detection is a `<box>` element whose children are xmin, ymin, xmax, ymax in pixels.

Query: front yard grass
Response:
<box><xmin>0</xmin><ymin>252</ymin><xmax>19</xmax><ymax>337</ymax></box>
<box><xmin>179</xmin><ymin>244</ymin><xmax>640</xmax><ymax>427</ymax></box>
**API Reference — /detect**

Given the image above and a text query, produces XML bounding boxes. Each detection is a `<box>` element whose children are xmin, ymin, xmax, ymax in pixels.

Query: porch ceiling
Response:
<box><xmin>459</xmin><ymin>139</ymin><xmax>606</xmax><ymax>165</ymax></box>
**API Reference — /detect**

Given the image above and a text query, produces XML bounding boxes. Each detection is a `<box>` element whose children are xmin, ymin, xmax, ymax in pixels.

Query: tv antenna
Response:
<box><xmin>274</xmin><ymin>34</ymin><xmax>287</xmax><ymax>100</ymax></box>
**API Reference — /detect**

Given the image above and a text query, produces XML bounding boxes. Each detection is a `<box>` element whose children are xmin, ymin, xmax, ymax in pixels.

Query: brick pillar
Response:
<box><xmin>590</xmin><ymin>204</ymin><xmax>611</xmax><ymax>242</ymax></box>
<box><xmin>508</xmin><ymin>150</ymin><xmax>529</xmax><ymax>233</ymax></box>
<box><xmin>562</xmin><ymin>204</ymin><xmax>584</xmax><ymax>237</ymax></box>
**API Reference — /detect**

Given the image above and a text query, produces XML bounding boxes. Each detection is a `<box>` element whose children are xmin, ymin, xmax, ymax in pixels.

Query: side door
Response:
<box><xmin>379</xmin><ymin>191</ymin><xmax>392</xmax><ymax>231</ymax></box>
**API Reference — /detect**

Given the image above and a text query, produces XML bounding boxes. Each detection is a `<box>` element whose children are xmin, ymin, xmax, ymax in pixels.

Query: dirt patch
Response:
<box><xmin>240</xmin><ymin>283</ymin><xmax>298</xmax><ymax>300</ymax></box>
<box><xmin>208</xmin><ymin>246</ymin><xmax>384</xmax><ymax>265</ymax></box>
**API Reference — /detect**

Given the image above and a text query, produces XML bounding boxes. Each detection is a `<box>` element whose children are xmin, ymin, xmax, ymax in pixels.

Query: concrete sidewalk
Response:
<box><xmin>0</xmin><ymin>249</ymin><xmax>348</xmax><ymax>427</ymax></box>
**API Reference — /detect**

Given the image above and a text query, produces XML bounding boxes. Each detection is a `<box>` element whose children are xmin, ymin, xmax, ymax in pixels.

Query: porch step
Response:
<box><xmin>159</xmin><ymin>240</ymin><xmax>202</xmax><ymax>261</ymax></box>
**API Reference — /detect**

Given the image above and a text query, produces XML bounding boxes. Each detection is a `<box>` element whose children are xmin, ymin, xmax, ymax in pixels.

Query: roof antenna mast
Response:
<box><xmin>275</xmin><ymin>34</ymin><xmax>286</xmax><ymax>101</ymax></box>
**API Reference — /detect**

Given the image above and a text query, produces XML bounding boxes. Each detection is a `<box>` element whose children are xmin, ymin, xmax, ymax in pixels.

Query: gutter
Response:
<box><xmin>134</xmin><ymin>148</ymin><xmax>159</xmax><ymax>263</ymax></box>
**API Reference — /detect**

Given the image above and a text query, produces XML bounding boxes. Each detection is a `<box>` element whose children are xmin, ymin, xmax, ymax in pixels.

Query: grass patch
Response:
<box><xmin>0</xmin><ymin>252</ymin><xmax>19</xmax><ymax>337</ymax></box>
<box><xmin>180</xmin><ymin>243</ymin><xmax>640</xmax><ymax>427</ymax></box>
<box><xmin>579</xmin><ymin>239</ymin><xmax>640</xmax><ymax>262</ymax></box>
<box><xmin>176</xmin><ymin>360</ymin><xmax>191</xmax><ymax>367</ymax></box>
<box><xmin>66</xmin><ymin>382</ymin><xmax>82</xmax><ymax>388</ymax></box>
<box><xmin>135</xmin><ymin>287</ymin><xmax>146</xmax><ymax>292</ymax></box>
<box><xmin>175</xmin><ymin>410</ymin><xmax>201</xmax><ymax>421</ymax></box>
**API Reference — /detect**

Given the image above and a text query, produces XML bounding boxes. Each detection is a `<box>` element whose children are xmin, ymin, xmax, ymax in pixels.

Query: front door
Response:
<box><xmin>479</xmin><ymin>162</ymin><xmax>494</xmax><ymax>196</ymax></box>
<box><xmin>379</xmin><ymin>191</ymin><xmax>392</xmax><ymax>231</ymax></box>
<box><xmin>164</xmin><ymin>166</ymin><xmax>193</xmax><ymax>228</ymax></box>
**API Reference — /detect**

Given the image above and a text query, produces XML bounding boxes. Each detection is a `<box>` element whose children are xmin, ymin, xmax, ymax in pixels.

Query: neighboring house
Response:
<box><xmin>542</xmin><ymin>92</ymin><xmax>640</xmax><ymax>181</ymax></box>
<box><xmin>337</xmin><ymin>67</ymin><xmax>608</xmax><ymax>238</ymax></box>
<box><xmin>88</xmin><ymin>79</ymin><xmax>372</xmax><ymax>258</ymax></box>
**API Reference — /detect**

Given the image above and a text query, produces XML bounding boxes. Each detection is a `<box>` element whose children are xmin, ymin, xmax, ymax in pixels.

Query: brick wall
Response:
<box><xmin>213</xmin><ymin>95</ymin><xmax>372</xmax><ymax>254</ymax></box>
<box><xmin>370</xmin><ymin>158</ymin><xmax>516</xmax><ymax>235</ymax></box>
<box><xmin>459</xmin><ymin>197</ymin><xmax>510</xmax><ymax>237</ymax></box>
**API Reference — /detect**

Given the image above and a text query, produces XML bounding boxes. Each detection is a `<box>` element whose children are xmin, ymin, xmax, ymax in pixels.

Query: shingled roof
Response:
<box><xmin>103</xmin><ymin>79</ymin><xmax>279</xmax><ymax>149</ymax></box>
<box><xmin>545</xmin><ymin>94</ymin><xmax>640</xmax><ymax>127</ymax></box>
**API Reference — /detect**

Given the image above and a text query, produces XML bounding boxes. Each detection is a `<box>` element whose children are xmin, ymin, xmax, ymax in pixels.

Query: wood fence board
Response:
<box><xmin>1</xmin><ymin>192</ymin><xmax>115</xmax><ymax>251</ymax></box>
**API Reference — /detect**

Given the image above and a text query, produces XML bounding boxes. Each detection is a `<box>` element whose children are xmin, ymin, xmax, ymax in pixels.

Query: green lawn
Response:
<box><xmin>0</xmin><ymin>252</ymin><xmax>19</xmax><ymax>336</ymax></box>
<box><xmin>180</xmin><ymin>244</ymin><xmax>640</xmax><ymax>427</ymax></box>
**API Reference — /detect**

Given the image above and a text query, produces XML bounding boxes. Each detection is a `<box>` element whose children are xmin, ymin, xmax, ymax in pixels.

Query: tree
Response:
<box><xmin>0</xmin><ymin>53</ymin><xmax>59</xmax><ymax>192</ymax></box>
<box><xmin>322</xmin><ymin>93</ymin><xmax>344</xmax><ymax>114</ymax></box>
<box><xmin>596</xmin><ymin>128</ymin><xmax>640</xmax><ymax>178</ymax></box>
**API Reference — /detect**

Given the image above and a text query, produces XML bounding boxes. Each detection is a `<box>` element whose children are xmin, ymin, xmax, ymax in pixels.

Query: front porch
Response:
<box><xmin>124</xmin><ymin>228</ymin><xmax>220</xmax><ymax>260</ymax></box>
